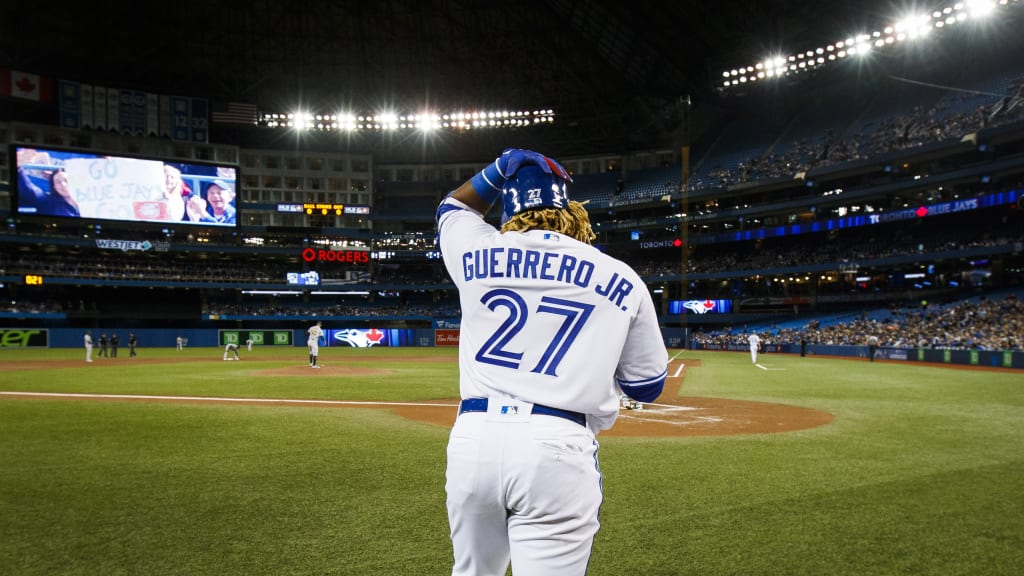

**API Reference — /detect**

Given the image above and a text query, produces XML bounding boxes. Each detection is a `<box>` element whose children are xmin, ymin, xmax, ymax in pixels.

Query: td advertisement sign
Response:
<box><xmin>219</xmin><ymin>330</ymin><xmax>293</xmax><ymax>346</ymax></box>
<box><xmin>0</xmin><ymin>328</ymin><xmax>49</xmax><ymax>348</ymax></box>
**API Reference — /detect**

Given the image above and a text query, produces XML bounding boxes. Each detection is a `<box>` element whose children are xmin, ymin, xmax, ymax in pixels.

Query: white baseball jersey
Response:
<box><xmin>439</xmin><ymin>196</ymin><xmax>667</xmax><ymax>575</ymax></box>
<box><xmin>437</xmin><ymin>197</ymin><xmax>667</xmax><ymax>432</ymax></box>
<box><xmin>749</xmin><ymin>333</ymin><xmax>761</xmax><ymax>350</ymax></box>
<box><xmin>749</xmin><ymin>333</ymin><xmax>761</xmax><ymax>363</ymax></box>
<box><xmin>308</xmin><ymin>324</ymin><xmax>323</xmax><ymax>353</ymax></box>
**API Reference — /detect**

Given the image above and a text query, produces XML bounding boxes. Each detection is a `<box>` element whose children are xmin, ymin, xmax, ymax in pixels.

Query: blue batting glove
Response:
<box><xmin>539</xmin><ymin>154</ymin><xmax>572</xmax><ymax>182</ymax></box>
<box><xmin>501</xmin><ymin>148</ymin><xmax>572</xmax><ymax>182</ymax></box>
<box><xmin>470</xmin><ymin>149</ymin><xmax>572</xmax><ymax>204</ymax></box>
<box><xmin>469</xmin><ymin>153</ymin><xmax>512</xmax><ymax>205</ymax></box>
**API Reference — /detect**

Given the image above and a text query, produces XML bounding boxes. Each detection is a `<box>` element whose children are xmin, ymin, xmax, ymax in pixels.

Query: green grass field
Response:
<box><xmin>1</xmin><ymin>346</ymin><xmax>1022</xmax><ymax>575</ymax></box>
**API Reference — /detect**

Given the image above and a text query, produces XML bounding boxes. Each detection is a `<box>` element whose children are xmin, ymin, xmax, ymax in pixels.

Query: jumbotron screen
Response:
<box><xmin>12</xmin><ymin>145</ymin><xmax>239</xmax><ymax>228</ymax></box>
<box><xmin>668</xmin><ymin>299</ymin><xmax>733</xmax><ymax>314</ymax></box>
<box><xmin>325</xmin><ymin>328</ymin><xmax>417</xmax><ymax>348</ymax></box>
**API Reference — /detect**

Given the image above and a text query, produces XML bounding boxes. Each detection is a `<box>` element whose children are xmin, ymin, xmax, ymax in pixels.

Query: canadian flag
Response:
<box><xmin>0</xmin><ymin>69</ymin><xmax>53</xmax><ymax>102</ymax></box>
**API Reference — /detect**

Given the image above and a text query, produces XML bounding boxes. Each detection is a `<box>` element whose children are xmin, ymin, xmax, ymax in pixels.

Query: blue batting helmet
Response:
<box><xmin>501</xmin><ymin>165</ymin><xmax>570</xmax><ymax>224</ymax></box>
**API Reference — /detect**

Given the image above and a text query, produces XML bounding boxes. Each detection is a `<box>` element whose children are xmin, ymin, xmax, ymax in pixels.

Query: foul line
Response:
<box><xmin>669</xmin><ymin>349</ymin><xmax>688</xmax><ymax>378</ymax></box>
<box><xmin>755</xmin><ymin>364</ymin><xmax>786</xmax><ymax>371</ymax></box>
<box><xmin>618</xmin><ymin>412</ymin><xmax>723</xmax><ymax>426</ymax></box>
<box><xmin>641</xmin><ymin>402</ymin><xmax>702</xmax><ymax>411</ymax></box>
<box><xmin>0</xmin><ymin>391</ymin><xmax>458</xmax><ymax>408</ymax></box>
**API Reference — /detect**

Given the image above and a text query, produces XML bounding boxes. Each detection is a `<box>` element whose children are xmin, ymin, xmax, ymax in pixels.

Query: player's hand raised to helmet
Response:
<box><xmin>498</xmin><ymin>148</ymin><xmax>572</xmax><ymax>182</ymax></box>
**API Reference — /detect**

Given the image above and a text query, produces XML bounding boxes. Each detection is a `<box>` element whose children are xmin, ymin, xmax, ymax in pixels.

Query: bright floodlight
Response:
<box><xmin>414</xmin><ymin>112</ymin><xmax>441</xmax><ymax>131</ymax></box>
<box><xmin>291</xmin><ymin>111</ymin><xmax>314</xmax><ymax>130</ymax></box>
<box><xmin>967</xmin><ymin>0</ymin><xmax>997</xmax><ymax>18</ymax></box>
<box><xmin>259</xmin><ymin>106</ymin><xmax>555</xmax><ymax>132</ymax></box>
<box><xmin>717</xmin><ymin>0</ymin><xmax>1022</xmax><ymax>91</ymax></box>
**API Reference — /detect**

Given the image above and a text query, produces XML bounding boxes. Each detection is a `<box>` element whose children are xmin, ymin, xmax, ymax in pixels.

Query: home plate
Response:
<box><xmin>618</xmin><ymin>402</ymin><xmax>724</xmax><ymax>426</ymax></box>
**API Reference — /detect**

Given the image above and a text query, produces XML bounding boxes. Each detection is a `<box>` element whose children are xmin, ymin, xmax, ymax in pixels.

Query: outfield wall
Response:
<box><xmin>695</xmin><ymin>342</ymin><xmax>1024</xmax><ymax>369</ymax></box>
<box><xmin>1</xmin><ymin>326</ymin><xmax>690</xmax><ymax>350</ymax></box>
<box><xmin>5</xmin><ymin>327</ymin><xmax>1022</xmax><ymax>369</ymax></box>
<box><xmin>0</xmin><ymin>327</ymin><xmax>439</xmax><ymax>350</ymax></box>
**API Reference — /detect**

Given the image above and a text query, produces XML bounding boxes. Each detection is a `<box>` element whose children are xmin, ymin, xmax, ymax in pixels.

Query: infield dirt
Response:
<box><xmin>2</xmin><ymin>356</ymin><xmax>834</xmax><ymax>437</ymax></box>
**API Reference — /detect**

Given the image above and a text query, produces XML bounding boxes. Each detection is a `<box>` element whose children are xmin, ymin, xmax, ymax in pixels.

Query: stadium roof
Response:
<box><xmin>0</xmin><ymin>0</ymin><xmax>1001</xmax><ymax>162</ymax></box>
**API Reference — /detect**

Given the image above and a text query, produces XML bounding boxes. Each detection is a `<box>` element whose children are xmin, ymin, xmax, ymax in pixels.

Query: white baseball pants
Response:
<box><xmin>446</xmin><ymin>409</ymin><xmax>602</xmax><ymax>576</ymax></box>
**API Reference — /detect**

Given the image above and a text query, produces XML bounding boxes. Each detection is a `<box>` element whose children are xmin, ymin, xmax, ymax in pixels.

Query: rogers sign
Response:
<box><xmin>301</xmin><ymin>248</ymin><xmax>370</xmax><ymax>264</ymax></box>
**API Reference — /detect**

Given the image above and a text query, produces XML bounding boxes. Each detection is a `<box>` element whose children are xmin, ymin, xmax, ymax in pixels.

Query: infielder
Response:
<box><xmin>436</xmin><ymin>148</ymin><xmax>668</xmax><ymax>575</ymax></box>
<box><xmin>749</xmin><ymin>332</ymin><xmax>761</xmax><ymax>364</ymax></box>
<box><xmin>307</xmin><ymin>321</ymin><xmax>323</xmax><ymax>368</ymax></box>
<box><xmin>223</xmin><ymin>342</ymin><xmax>240</xmax><ymax>361</ymax></box>
<box><xmin>84</xmin><ymin>330</ymin><xmax>93</xmax><ymax>363</ymax></box>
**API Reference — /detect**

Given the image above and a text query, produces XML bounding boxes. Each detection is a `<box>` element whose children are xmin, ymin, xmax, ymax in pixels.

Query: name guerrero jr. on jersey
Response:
<box><xmin>461</xmin><ymin>245</ymin><xmax>635</xmax><ymax>311</ymax></box>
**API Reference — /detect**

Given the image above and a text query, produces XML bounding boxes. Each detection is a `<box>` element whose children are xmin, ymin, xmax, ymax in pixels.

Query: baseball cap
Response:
<box><xmin>209</xmin><ymin>179</ymin><xmax>233</xmax><ymax>193</ymax></box>
<box><xmin>500</xmin><ymin>165</ymin><xmax>570</xmax><ymax>224</ymax></box>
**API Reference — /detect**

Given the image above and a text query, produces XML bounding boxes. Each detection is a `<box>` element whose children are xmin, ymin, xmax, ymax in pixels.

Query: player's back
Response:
<box><xmin>448</xmin><ymin>227</ymin><xmax>655</xmax><ymax>421</ymax></box>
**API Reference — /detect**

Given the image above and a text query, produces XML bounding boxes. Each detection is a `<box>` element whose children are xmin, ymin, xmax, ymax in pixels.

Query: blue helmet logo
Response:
<box><xmin>501</xmin><ymin>165</ymin><xmax>570</xmax><ymax>224</ymax></box>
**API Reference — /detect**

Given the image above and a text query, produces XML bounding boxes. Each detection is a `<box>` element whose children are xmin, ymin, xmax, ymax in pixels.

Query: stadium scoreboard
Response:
<box><xmin>277</xmin><ymin>203</ymin><xmax>371</xmax><ymax>215</ymax></box>
<box><xmin>304</xmin><ymin>202</ymin><xmax>345</xmax><ymax>215</ymax></box>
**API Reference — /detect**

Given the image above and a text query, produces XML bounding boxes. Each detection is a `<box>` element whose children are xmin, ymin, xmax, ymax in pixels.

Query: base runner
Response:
<box><xmin>436</xmin><ymin>148</ymin><xmax>668</xmax><ymax>575</ymax></box>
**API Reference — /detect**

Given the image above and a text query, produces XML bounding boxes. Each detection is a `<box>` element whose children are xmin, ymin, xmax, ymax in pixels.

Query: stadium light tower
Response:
<box><xmin>718</xmin><ymin>0</ymin><xmax>1021</xmax><ymax>92</ymax></box>
<box><xmin>261</xmin><ymin>106</ymin><xmax>555</xmax><ymax>133</ymax></box>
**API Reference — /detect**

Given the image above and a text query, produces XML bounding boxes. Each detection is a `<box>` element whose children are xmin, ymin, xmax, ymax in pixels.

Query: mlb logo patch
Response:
<box><xmin>486</xmin><ymin>398</ymin><xmax>532</xmax><ymax>422</ymax></box>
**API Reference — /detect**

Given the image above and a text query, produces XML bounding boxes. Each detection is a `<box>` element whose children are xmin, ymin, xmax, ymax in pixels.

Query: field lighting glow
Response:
<box><xmin>718</xmin><ymin>0</ymin><xmax>1021</xmax><ymax>91</ymax></box>
<box><xmin>261</xmin><ymin>108</ymin><xmax>556</xmax><ymax>132</ymax></box>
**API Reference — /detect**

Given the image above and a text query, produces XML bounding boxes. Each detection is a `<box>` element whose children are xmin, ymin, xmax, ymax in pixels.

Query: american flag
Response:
<box><xmin>211</xmin><ymin>101</ymin><xmax>258</xmax><ymax>125</ymax></box>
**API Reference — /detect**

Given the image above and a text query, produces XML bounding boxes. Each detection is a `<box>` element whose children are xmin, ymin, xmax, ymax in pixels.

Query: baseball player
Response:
<box><xmin>84</xmin><ymin>330</ymin><xmax>93</xmax><ymax>363</ymax></box>
<box><xmin>436</xmin><ymin>148</ymin><xmax>668</xmax><ymax>575</ymax></box>
<box><xmin>749</xmin><ymin>332</ymin><xmax>761</xmax><ymax>364</ymax></box>
<box><xmin>307</xmin><ymin>321</ymin><xmax>323</xmax><ymax>368</ymax></box>
<box><xmin>223</xmin><ymin>342</ymin><xmax>240</xmax><ymax>361</ymax></box>
<box><xmin>246</xmin><ymin>338</ymin><xmax>253</xmax><ymax>351</ymax></box>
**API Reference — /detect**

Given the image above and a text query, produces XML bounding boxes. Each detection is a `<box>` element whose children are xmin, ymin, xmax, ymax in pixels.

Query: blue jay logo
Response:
<box><xmin>333</xmin><ymin>329</ymin><xmax>384</xmax><ymax>348</ymax></box>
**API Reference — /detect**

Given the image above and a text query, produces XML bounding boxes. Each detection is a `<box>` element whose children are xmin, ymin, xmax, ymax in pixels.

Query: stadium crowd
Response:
<box><xmin>204</xmin><ymin>302</ymin><xmax>461</xmax><ymax>318</ymax></box>
<box><xmin>4</xmin><ymin>213</ymin><xmax>1018</xmax><ymax>292</ymax></box>
<box><xmin>628</xmin><ymin>225</ymin><xmax>1022</xmax><ymax>298</ymax></box>
<box><xmin>614</xmin><ymin>75</ymin><xmax>1024</xmax><ymax>198</ymax></box>
<box><xmin>693</xmin><ymin>293</ymin><xmax>1024</xmax><ymax>351</ymax></box>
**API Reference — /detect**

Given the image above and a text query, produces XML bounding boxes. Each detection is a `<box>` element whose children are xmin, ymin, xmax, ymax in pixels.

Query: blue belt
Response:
<box><xmin>459</xmin><ymin>397</ymin><xmax>586</xmax><ymax>427</ymax></box>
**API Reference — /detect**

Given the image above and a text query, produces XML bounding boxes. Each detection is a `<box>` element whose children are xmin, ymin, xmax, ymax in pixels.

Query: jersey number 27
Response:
<box><xmin>475</xmin><ymin>288</ymin><xmax>594</xmax><ymax>377</ymax></box>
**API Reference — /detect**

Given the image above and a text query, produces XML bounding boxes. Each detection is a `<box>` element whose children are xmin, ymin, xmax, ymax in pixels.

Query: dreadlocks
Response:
<box><xmin>499</xmin><ymin>200</ymin><xmax>596</xmax><ymax>244</ymax></box>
